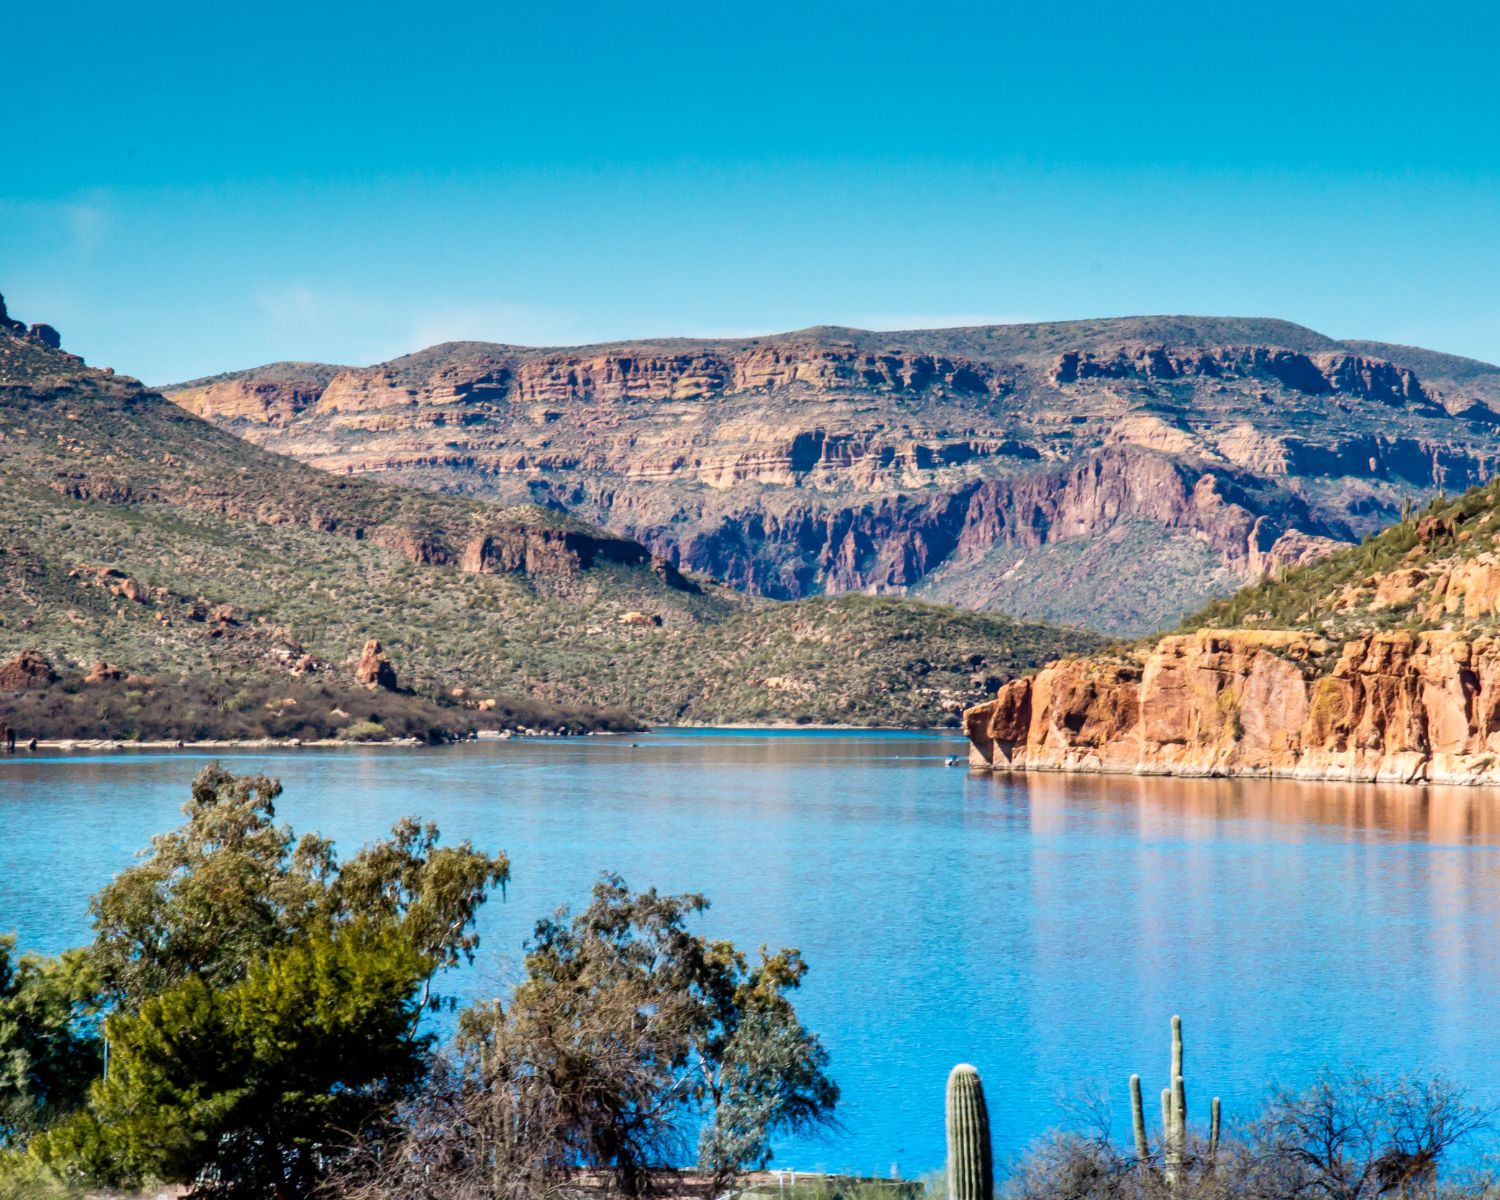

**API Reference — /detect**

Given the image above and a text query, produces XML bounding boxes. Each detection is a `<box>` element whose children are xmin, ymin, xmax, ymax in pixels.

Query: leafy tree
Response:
<box><xmin>89</xmin><ymin>764</ymin><xmax>508</xmax><ymax>1009</ymax></box>
<box><xmin>515</xmin><ymin>874</ymin><xmax>837</xmax><ymax>1194</ymax></box>
<box><xmin>32</xmin><ymin>925</ymin><xmax>431</xmax><ymax>1198</ymax></box>
<box><xmin>88</xmin><ymin>767</ymin><xmax>336</xmax><ymax>1003</ymax></box>
<box><xmin>27</xmin><ymin>764</ymin><xmax>510</xmax><ymax>1198</ymax></box>
<box><xmin>0</xmin><ymin>940</ymin><xmax>102</xmax><ymax>1146</ymax></box>
<box><xmin>697</xmin><ymin>997</ymin><xmax>840</xmax><ymax>1190</ymax></box>
<box><xmin>336</xmin><ymin>877</ymin><xmax>838</xmax><ymax>1199</ymax></box>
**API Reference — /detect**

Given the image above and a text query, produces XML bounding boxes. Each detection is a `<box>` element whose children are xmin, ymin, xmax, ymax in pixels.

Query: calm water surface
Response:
<box><xmin>3</xmin><ymin>730</ymin><xmax>1500</xmax><ymax>1175</ymax></box>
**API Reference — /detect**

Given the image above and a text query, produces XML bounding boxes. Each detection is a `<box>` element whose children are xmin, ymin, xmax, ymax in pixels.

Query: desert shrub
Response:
<box><xmin>0</xmin><ymin>675</ymin><xmax>642</xmax><ymax>745</ymax></box>
<box><xmin>1000</xmin><ymin>1071</ymin><xmax>1492</xmax><ymax>1200</ymax></box>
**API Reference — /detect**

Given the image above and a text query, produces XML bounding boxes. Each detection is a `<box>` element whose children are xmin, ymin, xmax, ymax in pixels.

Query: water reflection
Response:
<box><xmin>1005</xmin><ymin>770</ymin><xmax>1500</xmax><ymax>844</ymax></box>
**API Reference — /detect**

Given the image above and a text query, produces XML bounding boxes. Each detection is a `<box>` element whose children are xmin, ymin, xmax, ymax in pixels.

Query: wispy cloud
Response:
<box><xmin>0</xmin><ymin>194</ymin><xmax>111</xmax><ymax>260</ymax></box>
<box><xmin>249</xmin><ymin>285</ymin><xmax>594</xmax><ymax>363</ymax></box>
<box><xmin>64</xmin><ymin>202</ymin><xmax>107</xmax><ymax>256</ymax></box>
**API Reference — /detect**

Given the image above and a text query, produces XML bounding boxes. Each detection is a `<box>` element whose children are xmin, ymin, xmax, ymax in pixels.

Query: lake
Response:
<box><xmin>4</xmin><ymin>730</ymin><xmax>1500</xmax><ymax>1177</ymax></box>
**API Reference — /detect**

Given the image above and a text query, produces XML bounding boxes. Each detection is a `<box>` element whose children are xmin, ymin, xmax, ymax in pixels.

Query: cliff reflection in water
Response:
<box><xmin>1011</xmin><ymin>770</ymin><xmax>1500</xmax><ymax>844</ymax></box>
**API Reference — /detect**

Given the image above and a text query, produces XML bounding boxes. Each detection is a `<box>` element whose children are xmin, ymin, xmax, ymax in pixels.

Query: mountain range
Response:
<box><xmin>0</xmin><ymin>293</ymin><xmax>1100</xmax><ymax>733</ymax></box>
<box><xmin>164</xmin><ymin>317</ymin><xmax>1500</xmax><ymax>635</ymax></box>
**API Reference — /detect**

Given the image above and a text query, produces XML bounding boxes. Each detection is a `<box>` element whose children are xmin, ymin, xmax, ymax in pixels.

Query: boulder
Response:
<box><xmin>355</xmin><ymin>639</ymin><xmax>398</xmax><ymax>690</ymax></box>
<box><xmin>115</xmin><ymin>576</ymin><xmax>149</xmax><ymax>603</ymax></box>
<box><xmin>27</xmin><ymin>323</ymin><xmax>60</xmax><ymax>349</ymax></box>
<box><xmin>0</xmin><ymin>650</ymin><xmax>58</xmax><ymax>691</ymax></box>
<box><xmin>83</xmin><ymin>662</ymin><xmax>125</xmax><ymax>684</ymax></box>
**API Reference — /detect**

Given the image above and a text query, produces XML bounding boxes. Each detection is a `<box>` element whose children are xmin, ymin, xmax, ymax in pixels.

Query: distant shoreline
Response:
<box><xmin>1</xmin><ymin>724</ymin><xmax>962</xmax><ymax>755</ymax></box>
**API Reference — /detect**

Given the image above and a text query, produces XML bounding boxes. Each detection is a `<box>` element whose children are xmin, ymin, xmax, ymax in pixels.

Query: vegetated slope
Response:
<box><xmin>0</xmin><ymin>294</ymin><xmax>1101</xmax><ymax>731</ymax></box>
<box><xmin>165</xmin><ymin>316</ymin><xmax>1500</xmax><ymax>636</ymax></box>
<box><xmin>963</xmin><ymin>479</ymin><xmax>1500</xmax><ymax>783</ymax></box>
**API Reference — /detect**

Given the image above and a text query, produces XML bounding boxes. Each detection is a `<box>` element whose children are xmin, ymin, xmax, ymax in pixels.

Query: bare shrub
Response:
<box><xmin>1001</xmin><ymin>1073</ymin><xmax>1493</xmax><ymax>1200</ymax></box>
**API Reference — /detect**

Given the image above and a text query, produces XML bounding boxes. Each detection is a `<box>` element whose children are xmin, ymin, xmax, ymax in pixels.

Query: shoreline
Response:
<box><xmin>2</xmin><ymin>724</ymin><xmax>961</xmax><ymax>755</ymax></box>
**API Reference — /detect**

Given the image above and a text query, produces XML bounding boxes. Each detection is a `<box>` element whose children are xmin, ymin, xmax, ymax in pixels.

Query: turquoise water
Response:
<box><xmin>4</xmin><ymin>730</ymin><xmax>1500</xmax><ymax>1175</ymax></box>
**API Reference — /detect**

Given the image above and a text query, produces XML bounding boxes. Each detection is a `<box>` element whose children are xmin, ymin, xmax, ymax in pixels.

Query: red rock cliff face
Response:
<box><xmin>964</xmin><ymin>629</ymin><xmax>1500</xmax><ymax>784</ymax></box>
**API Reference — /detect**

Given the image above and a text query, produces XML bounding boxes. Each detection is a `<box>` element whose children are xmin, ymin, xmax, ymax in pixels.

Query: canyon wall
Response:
<box><xmin>165</xmin><ymin>320</ymin><xmax>1500</xmax><ymax>632</ymax></box>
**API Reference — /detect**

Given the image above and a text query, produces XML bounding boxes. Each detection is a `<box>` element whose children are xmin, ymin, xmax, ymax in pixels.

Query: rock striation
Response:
<box><xmin>965</xmin><ymin>629</ymin><xmax>1500</xmax><ymax>784</ymax></box>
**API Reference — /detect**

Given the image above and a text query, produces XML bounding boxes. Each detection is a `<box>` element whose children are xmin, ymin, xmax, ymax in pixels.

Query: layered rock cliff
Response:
<box><xmin>965</xmin><ymin>478</ymin><xmax>1500</xmax><ymax>783</ymax></box>
<box><xmin>164</xmin><ymin>318</ymin><xmax>1500</xmax><ymax>634</ymax></box>
<box><xmin>965</xmin><ymin>629</ymin><xmax>1500</xmax><ymax>784</ymax></box>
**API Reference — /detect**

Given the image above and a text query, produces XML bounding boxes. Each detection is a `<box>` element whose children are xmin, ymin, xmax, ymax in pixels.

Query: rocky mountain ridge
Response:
<box><xmin>165</xmin><ymin>317</ymin><xmax>1500</xmax><ymax>634</ymax></box>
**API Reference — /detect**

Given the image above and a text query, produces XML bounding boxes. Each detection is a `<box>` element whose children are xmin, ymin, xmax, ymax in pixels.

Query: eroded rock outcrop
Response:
<box><xmin>965</xmin><ymin>629</ymin><xmax>1500</xmax><ymax>784</ymax></box>
<box><xmin>0</xmin><ymin>650</ymin><xmax>58</xmax><ymax>691</ymax></box>
<box><xmin>354</xmin><ymin>639</ymin><xmax>398</xmax><ymax>690</ymax></box>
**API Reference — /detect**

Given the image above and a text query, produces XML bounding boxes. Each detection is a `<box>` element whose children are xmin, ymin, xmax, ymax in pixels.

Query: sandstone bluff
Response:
<box><xmin>964</xmin><ymin>488</ymin><xmax>1500</xmax><ymax>787</ymax></box>
<box><xmin>964</xmin><ymin>629</ymin><xmax>1500</xmax><ymax>785</ymax></box>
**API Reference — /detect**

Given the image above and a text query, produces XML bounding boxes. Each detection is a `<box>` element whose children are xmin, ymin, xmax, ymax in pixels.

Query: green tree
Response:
<box><xmin>0</xmin><ymin>940</ymin><xmax>102</xmax><ymax>1146</ymax></box>
<box><xmin>520</xmin><ymin>874</ymin><xmax>839</xmax><ymax>1194</ymax></box>
<box><xmin>87</xmin><ymin>767</ymin><xmax>336</xmax><ymax>1003</ymax></box>
<box><xmin>29</xmin><ymin>764</ymin><xmax>510</xmax><ymax>1198</ymax></box>
<box><xmin>335</xmin><ymin>877</ymin><xmax>839</xmax><ymax>1200</ymax></box>
<box><xmin>696</xmin><ymin>959</ymin><xmax>840</xmax><ymax>1190</ymax></box>
<box><xmin>32</xmin><ymin>925</ymin><xmax>431</xmax><ymax>1198</ymax></box>
<box><xmin>89</xmin><ymin>764</ymin><xmax>508</xmax><ymax>1009</ymax></box>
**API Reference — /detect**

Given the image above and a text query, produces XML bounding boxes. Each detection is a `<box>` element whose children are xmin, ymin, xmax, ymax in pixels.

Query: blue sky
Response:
<box><xmin>3</xmin><ymin>0</ymin><xmax>1497</xmax><ymax>382</ymax></box>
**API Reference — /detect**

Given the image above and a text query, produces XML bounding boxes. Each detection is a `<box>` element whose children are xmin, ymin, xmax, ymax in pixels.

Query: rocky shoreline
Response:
<box><xmin>964</xmin><ymin>628</ymin><xmax>1500</xmax><ymax>786</ymax></box>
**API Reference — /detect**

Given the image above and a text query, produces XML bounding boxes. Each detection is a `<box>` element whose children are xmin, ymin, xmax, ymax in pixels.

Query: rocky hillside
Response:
<box><xmin>0</xmin><ymin>293</ymin><xmax>1102</xmax><ymax>731</ymax></box>
<box><xmin>965</xmin><ymin>479</ymin><xmax>1500</xmax><ymax>783</ymax></box>
<box><xmin>165</xmin><ymin>318</ymin><xmax>1500</xmax><ymax>635</ymax></box>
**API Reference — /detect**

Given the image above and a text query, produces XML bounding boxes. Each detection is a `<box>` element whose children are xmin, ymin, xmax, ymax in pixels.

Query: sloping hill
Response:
<box><xmin>164</xmin><ymin>317</ymin><xmax>1500</xmax><ymax>635</ymax></box>
<box><xmin>964</xmin><ymin>478</ymin><xmax>1500</xmax><ymax>783</ymax></box>
<box><xmin>0</xmin><ymin>295</ymin><xmax>1101</xmax><ymax>732</ymax></box>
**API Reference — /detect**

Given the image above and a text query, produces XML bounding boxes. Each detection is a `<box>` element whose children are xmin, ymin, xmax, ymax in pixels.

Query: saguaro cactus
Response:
<box><xmin>1130</xmin><ymin>1074</ymin><xmax>1149</xmax><ymax>1160</ymax></box>
<box><xmin>946</xmin><ymin>1063</ymin><xmax>994</xmax><ymax>1200</ymax></box>
<box><xmin>1127</xmin><ymin>1015</ymin><xmax>1221</xmax><ymax>1186</ymax></box>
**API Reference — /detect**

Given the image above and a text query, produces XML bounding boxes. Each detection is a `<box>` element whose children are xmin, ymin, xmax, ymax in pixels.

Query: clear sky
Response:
<box><xmin>3</xmin><ymin>0</ymin><xmax>1497</xmax><ymax>383</ymax></box>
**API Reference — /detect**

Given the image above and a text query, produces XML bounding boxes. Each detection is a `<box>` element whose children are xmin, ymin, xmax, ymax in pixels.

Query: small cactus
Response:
<box><xmin>946</xmin><ymin>1063</ymin><xmax>993</xmax><ymax>1200</ymax></box>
